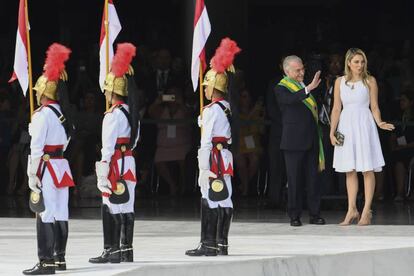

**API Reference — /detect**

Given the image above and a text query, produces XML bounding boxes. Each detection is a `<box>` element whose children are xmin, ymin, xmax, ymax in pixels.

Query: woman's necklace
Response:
<box><xmin>349</xmin><ymin>79</ymin><xmax>361</xmax><ymax>90</ymax></box>
<box><xmin>347</xmin><ymin>82</ymin><xmax>355</xmax><ymax>90</ymax></box>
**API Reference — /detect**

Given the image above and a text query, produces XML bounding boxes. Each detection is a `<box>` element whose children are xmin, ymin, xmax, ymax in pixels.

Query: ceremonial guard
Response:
<box><xmin>186</xmin><ymin>38</ymin><xmax>241</xmax><ymax>256</ymax></box>
<box><xmin>89</xmin><ymin>43</ymin><xmax>140</xmax><ymax>264</ymax></box>
<box><xmin>23</xmin><ymin>43</ymin><xmax>74</xmax><ymax>275</ymax></box>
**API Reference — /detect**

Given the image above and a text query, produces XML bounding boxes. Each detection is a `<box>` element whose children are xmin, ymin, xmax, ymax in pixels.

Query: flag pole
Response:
<box><xmin>25</xmin><ymin>0</ymin><xmax>36</xmax><ymax>220</ymax></box>
<box><xmin>24</xmin><ymin>0</ymin><xmax>34</xmax><ymax>120</ymax></box>
<box><xmin>199</xmin><ymin>61</ymin><xmax>204</xmax><ymax>118</ymax></box>
<box><xmin>199</xmin><ymin>61</ymin><xmax>205</xmax><ymax>135</ymax></box>
<box><xmin>104</xmin><ymin>0</ymin><xmax>110</xmax><ymax>110</ymax></box>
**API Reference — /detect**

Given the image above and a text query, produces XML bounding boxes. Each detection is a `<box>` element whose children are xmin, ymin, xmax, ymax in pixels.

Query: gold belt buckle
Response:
<box><xmin>42</xmin><ymin>154</ymin><xmax>50</xmax><ymax>162</ymax></box>
<box><xmin>120</xmin><ymin>145</ymin><xmax>127</xmax><ymax>153</ymax></box>
<box><xmin>216</xmin><ymin>143</ymin><xmax>223</xmax><ymax>151</ymax></box>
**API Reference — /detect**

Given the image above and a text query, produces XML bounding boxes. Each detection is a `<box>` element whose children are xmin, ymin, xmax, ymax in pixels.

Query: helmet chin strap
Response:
<box><xmin>105</xmin><ymin>91</ymin><xmax>114</xmax><ymax>107</ymax></box>
<box><xmin>36</xmin><ymin>92</ymin><xmax>42</xmax><ymax>106</ymax></box>
<box><xmin>206</xmin><ymin>88</ymin><xmax>212</xmax><ymax>100</ymax></box>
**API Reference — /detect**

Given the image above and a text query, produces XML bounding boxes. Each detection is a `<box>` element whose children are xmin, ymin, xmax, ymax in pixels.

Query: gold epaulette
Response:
<box><xmin>33</xmin><ymin>106</ymin><xmax>44</xmax><ymax>114</ymax></box>
<box><xmin>203</xmin><ymin>102</ymin><xmax>215</xmax><ymax>110</ymax></box>
<box><xmin>104</xmin><ymin>104</ymin><xmax>119</xmax><ymax>114</ymax></box>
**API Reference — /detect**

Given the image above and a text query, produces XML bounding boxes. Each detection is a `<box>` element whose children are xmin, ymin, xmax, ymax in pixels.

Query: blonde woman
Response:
<box><xmin>330</xmin><ymin>48</ymin><xmax>394</xmax><ymax>226</ymax></box>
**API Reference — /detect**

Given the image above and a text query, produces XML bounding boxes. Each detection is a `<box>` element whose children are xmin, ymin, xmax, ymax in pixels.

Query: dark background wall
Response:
<box><xmin>0</xmin><ymin>0</ymin><xmax>412</xmax><ymax>94</ymax></box>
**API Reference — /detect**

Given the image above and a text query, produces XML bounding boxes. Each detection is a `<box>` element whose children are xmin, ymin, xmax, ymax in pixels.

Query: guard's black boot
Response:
<box><xmin>53</xmin><ymin>221</ymin><xmax>68</xmax><ymax>270</ymax></box>
<box><xmin>88</xmin><ymin>248</ymin><xmax>111</xmax><ymax>264</ymax></box>
<box><xmin>186</xmin><ymin>200</ymin><xmax>218</xmax><ymax>256</ymax></box>
<box><xmin>89</xmin><ymin>205</ymin><xmax>113</xmax><ymax>264</ymax></box>
<box><xmin>23</xmin><ymin>217</ymin><xmax>56</xmax><ymax>275</ymax></box>
<box><xmin>22</xmin><ymin>260</ymin><xmax>56</xmax><ymax>275</ymax></box>
<box><xmin>202</xmin><ymin>206</ymin><xmax>219</xmax><ymax>256</ymax></box>
<box><xmin>120</xmin><ymin>212</ymin><xmax>135</xmax><ymax>262</ymax></box>
<box><xmin>108</xmin><ymin>213</ymin><xmax>122</xmax><ymax>263</ymax></box>
<box><xmin>185</xmin><ymin>199</ymin><xmax>208</xmax><ymax>256</ymax></box>
<box><xmin>217</xmin><ymin>207</ymin><xmax>233</xmax><ymax>255</ymax></box>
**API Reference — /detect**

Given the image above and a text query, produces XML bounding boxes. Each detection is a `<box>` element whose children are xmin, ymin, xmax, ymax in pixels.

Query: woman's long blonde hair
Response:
<box><xmin>344</xmin><ymin>48</ymin><xmax>371</xmax><ymax>88</ymax></box>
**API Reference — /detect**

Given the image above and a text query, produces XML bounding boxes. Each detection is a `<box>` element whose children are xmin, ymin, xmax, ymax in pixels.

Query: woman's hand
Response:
<box><xmin>330</xmin><ymin>133</ymin><xmax>340</xmax><ymax>146</ymax></box>
<box><xmin>378</xmin><ymin>121</ymin><xmax>395</xmax><ymax>131</ymax></box>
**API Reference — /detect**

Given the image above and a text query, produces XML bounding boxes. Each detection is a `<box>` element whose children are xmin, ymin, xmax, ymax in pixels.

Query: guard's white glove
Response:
<box><xmin>197</xmin><ymin>148</ymin><xmax>215</xmax><ymax>190</ymax></box>
<box><xmin>27</xmin><ymin>156</ymin><xmax>42</xmax><ymax>193</ymax></box>
<box><xmin>95</xmin><ymin>161</ymin><xmax>112</xmax><ymax>194</ymax></box>
<box><xmin>197</xmin><ymin>148</ymin><xmax>210</xmax><ymax>170</ymax></box>
<box><xmin>198</xmin><ymin>169</ymin><xmax>217</xmax><ymax>190</ymax></box>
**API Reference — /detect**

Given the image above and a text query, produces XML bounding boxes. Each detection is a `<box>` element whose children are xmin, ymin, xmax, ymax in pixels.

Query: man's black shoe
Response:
<box><xmin>309</xmin><ymin>216</ymin><xmax>326</xmax><ymax>225</ymax></box>
<box><xmin>290</xmin><ymin>218</ymin><xmax>302</xmax><ymax>227</ymax></box>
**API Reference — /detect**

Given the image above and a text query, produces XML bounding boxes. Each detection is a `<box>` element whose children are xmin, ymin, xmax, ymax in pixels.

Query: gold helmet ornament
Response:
<box><xmin>202</xmin><ymin>38</ymin><xmax>241</xmax><ymax>95</ymax></box>
<box><xmin>33</xmin><ymin>43</ymin><xmax>71</xmax><ymax>105</ymax></box>
<box><xmin>103</xmin><ymin>43</ymin><xmax>136</xmax><ymax>97</ymax></box>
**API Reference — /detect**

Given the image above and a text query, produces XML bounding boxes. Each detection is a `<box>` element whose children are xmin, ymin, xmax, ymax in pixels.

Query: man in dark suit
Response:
<box><xmin>143</xmin><ymin>48</ymin><xmax>181</xmax><ymax>106</ymax></box>
<box><xmin>274</xmin><ymin>55</ymin><xmax>325</xmax><ymax>227</ymax></box>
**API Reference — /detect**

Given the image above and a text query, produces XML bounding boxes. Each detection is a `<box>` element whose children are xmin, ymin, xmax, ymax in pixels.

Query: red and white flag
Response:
<box><xmin>191</xmin><ymin>0</ymin><xmax>211</xmax><ymax>91</ymax></box>
<box><xmin>9</xmin><ymin>0</ymin><xmax>29</xmax><ymax>96</ymax></box>
<box><xmin>99</xmin><ymin>0</ymin><xmax>122</xmax><ymax>91</ymax></box>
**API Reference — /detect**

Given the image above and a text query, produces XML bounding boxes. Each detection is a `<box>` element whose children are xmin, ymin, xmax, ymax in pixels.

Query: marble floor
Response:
<box><xmin>1</xmin><ymin>195</ymin><xmax>414</xmax><ymax>275</ymax></box>
<box><xmin>1</xmin><ymin>218</ymin><xmax>414</xmax><ymax>276</ymax></box>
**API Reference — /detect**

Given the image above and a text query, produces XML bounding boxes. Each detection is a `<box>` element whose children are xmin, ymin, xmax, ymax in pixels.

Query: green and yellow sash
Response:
<box><xmin>278</xmin><ymin>76</ymin><xmax>325</xmax><ymax>171</ymax></box>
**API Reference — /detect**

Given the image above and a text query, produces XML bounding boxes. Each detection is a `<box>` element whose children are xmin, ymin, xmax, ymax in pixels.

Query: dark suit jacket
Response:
<box><xmin>143</xmin><ymin>70</ymin><xmax>182</xmax><ymax>106</ymax></box>
<box><xmin>274</xmin><ymin>85</ymin><xmax>318</xmax><ymax>151</ymax></box>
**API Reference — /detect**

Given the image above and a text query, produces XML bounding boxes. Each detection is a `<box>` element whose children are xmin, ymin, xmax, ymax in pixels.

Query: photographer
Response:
<box><xmin>148</xmin><ymin>84</ymin><xmax>192</xmax><ymax>196</ymax></box>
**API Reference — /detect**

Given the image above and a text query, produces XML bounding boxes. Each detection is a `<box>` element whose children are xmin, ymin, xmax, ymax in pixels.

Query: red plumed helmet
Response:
<box><xmin>210</xmin><ymin>38</ymin><xmax>241</xmax><ymax>73</ymax></box>
<box><xmin>43</xmin><ymin>43</ymin><xmax>71</xmax><ymax>81</ymax></box>
<box><xmin>112</xmin><ymin>43</ymin><xmax>137</xmax><ymax>77</ymax></box>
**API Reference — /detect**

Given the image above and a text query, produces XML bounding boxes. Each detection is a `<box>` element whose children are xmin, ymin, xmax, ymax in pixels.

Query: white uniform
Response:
<box><xmin>101</xmin><ymin>102</ymin><xmax>139</xmax><ymax>214</ymax></box>
<box><xmin>200</xmin><ymin>99</ymin><xmax>233</xmax><ymax>208</ymax></box>
<box><xmin>29</xmin><ymin>102</ymin><xmax>74</xmax><ymax>223</ymax></box>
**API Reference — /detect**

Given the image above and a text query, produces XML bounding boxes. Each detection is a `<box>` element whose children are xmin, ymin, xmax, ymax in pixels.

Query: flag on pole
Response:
<box><xmin>9</xmin><ymin>0</ymin><xmax>29</xmax><ymax>96</ymax></box>
<box><xmin>191</xmin><ymin>0</ymin><xmax>211</xmax><ymax>91</ymax></box>
<box><xmin>99</xmin><ymin>0</ymin><xmax>122</xmax><ymax>91</ymax></box>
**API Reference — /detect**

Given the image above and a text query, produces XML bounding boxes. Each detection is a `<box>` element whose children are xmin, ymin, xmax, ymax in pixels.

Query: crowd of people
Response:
<box><xmin>0</xmin><ymin>42</ymin><xmax>413</xmax><ymax>205</ymax></box>
<box><xmin>0</xmin><ymin>1</ymin><xmax>411</xmax><ymax>274</ymax></box>
<box><xmin>16</xmin><ymin>40</ymin><xmax>414</xmax><ymax>273</ymax></box>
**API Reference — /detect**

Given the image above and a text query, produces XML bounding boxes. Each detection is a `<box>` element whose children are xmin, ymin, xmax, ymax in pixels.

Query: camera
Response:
<box><xmin>162</xmin><ymin>94</ymin><xmax>175</xmax><ymax>102</ymax></box>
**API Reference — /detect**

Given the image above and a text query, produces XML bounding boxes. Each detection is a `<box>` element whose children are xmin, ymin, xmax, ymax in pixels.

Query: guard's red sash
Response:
<box><xmin>37</xmin><ymin>145</ymin><xmax>75</xmax><ymax>188</ymax></box>
<box><xmin>102</xmin><ymin>137</ymin><xmax>136</xmax><ymax>198</ymax></box>
<box><xmin>210</xmin><ymin>137</ymin><xmax>233</xmax><ymax>177</ymax></box>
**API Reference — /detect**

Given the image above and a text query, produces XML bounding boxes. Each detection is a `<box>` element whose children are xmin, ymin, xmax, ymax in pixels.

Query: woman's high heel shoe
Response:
<box><xmin>339</xmin><ymin>211</ymin><xmax>360</xmax><ymax>226</ymax></box>
<box><xmin>357</xmin><ymin>210</ymin><xmax>373</xmax><ymax>226</ymax></box>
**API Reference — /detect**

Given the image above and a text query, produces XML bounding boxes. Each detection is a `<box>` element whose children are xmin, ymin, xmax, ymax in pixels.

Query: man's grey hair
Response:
<box><xmin>283</xmin><ymin>55</ymin><xmax>303</xmax><ymax>72</ymax></box>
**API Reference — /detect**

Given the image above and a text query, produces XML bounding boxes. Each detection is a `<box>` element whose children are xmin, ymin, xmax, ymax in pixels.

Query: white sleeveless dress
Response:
<box><xmin>333</xmin><ymin>77</ymin><xmax>385</xmax><ymax>172</ymax></box>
